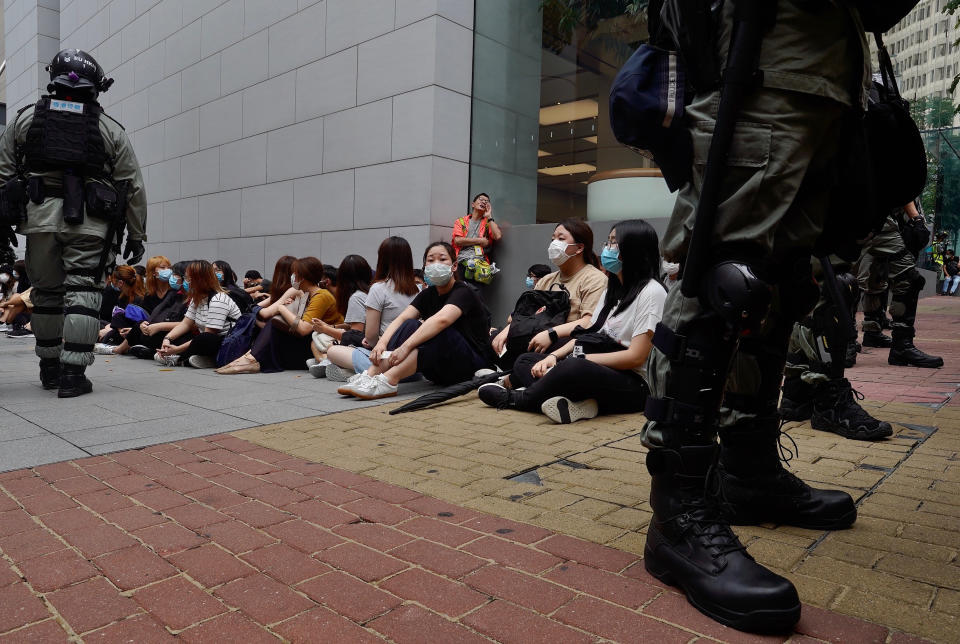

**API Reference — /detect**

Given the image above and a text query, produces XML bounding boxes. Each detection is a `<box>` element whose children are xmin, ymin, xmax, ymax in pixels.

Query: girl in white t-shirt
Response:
<box><xmin>156</xmin><ymin>260</ymin><xmax>241</xmax><ymax>369</ymax></box>
<box><xmin>478</xmin><ymin>220</ymin><xmax>666</xmax><ymax>424</ymax></box>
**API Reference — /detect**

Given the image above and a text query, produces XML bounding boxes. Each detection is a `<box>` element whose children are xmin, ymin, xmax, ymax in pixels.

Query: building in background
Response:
<box><xmin>884</xmin><ymin>0</ymin><xmax>960</xmax><ymax>127</ymax></box>
<box><xmin>2</xmin><ymin>1</ymin><xmax>675</xmax><ymax>275</ymax></box>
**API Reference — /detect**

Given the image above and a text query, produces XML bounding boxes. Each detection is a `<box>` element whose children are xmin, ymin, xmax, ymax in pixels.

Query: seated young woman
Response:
<box><xmin>155</xmin><ymin>260</ymin><xmax>242</xmax><ymax>368</ymax></box>
<box><xmin>322</xmin><ymin>237</ymin><xmax>420</xmax><ymax>381</ymax></box>
<box><xmin>111</xmin><ymin>261</ymin><xmax>189</xmax><ymax>358</ymax></box>
<box><xmin>216</xmin><ymin>256</ymin><xmax>341</xmax><ymax>374</ymax></box>
<box><xmin>337</xmin><ymin>241</ymin><xmax>495</xmax><ymax>400</ymax></box>
<box><xmin>491</xmin><ymin>218</ymin><xmax>607</xmax><ymax>378</ymax></box>
<box><xmin>308</xmin><ymin>254</ymin><xmax>371</xmax><ymax>374</ymax></box>
<box><xmin>97</xmin><ymin>265</ymin><xmax>147</xmax><ymax>347</ymax></box>
<box><xmin>214</xmin><ymin>260</ymin><xmax>255</xmax><ymax>314</ymax></box>
<box><xmin>254</xmin><ymin>255</ymin><xmax>295</xmax><ymax>314</ymax></box>
<box><xmin>478</xmin><ymin>219</ymin><xmax>666</xmax><ymax>424</ymax></box>
<box><xmin>140</xmin><ymin>255</ymin><xmax>172</xmax><ymax>313</ymax></box>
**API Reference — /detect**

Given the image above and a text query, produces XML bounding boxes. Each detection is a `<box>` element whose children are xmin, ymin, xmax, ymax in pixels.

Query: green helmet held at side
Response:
<box><xmin>45</xmin><ymin>49</ymin><xmax>114</xmax><ymax>98</ymax></box>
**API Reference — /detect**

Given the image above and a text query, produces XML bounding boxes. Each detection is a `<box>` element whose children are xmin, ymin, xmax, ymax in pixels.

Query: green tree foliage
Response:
<box><xmin>540</xmin><ymin>0</ymin><xmax>648</xmax><ymax>54</ymax></box>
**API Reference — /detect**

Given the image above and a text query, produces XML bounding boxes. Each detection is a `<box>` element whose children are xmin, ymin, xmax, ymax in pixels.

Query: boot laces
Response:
<box><xmin>684</xmin><ymin>472</ymin><xmax>748</xmax><ymax>557</ymax></box>
<box><xmin>835</xmin><ymin>381</ymin><xmax>881</xmax><ymax>427</ymax></box>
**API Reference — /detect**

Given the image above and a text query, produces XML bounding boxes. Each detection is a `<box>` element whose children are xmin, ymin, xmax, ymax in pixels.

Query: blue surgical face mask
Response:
<box><xmin>169</xmin><ymin>275</ymin><xmax>181</xmax><ymax>289</ymax></box>
<box><xmin>525</xmin><ymin>276</ymin><xmax>535</xmax><ymax>288</ymax></box>
<box><xmin>600</xmin><ymin>247</ymin><xmax>623</xmax><ymax>274</ymax></box>
<box><xmin>157</xmin><ymin>268</ymin><xmax>173</xmax><ymax>281</ymax></box>
<box><xmin>215</xmin><ymin>271</ymin><xmax>223</xmax><ymax>282</ymax></box>
<box><xmin>182</xmin><ymin>280</ymin><xmax>190</xmax><ymax>293</ymax></box>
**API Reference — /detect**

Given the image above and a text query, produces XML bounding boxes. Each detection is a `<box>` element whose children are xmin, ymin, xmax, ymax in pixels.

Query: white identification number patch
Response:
<box><xmin>49</xmin><ymin>99</ymin><xmax>84</xmax><ymax>114</ymax></box>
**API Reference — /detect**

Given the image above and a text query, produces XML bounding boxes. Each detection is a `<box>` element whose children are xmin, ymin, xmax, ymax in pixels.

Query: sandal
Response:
<box><xmin>215</xmin><ymin>354</ymin><xmax>260</xmax><ymax>374</ymax></box>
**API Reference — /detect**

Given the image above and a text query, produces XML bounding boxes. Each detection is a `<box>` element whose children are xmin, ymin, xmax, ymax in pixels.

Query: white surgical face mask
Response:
<box><xmin>662</xmin><ymin>259</ymin><xmax>680</xmax><ymax>277</ymax></box>
<box><xmin>0</xmin><ymin>274</ymin><xmax>9</xmax><ymax>284</ymax></box>
<box><xmin>548</xmin><ymin>239</ymin><xmax>575</xmax><ymax>267</ymax></box>
<box><xmin>423</xmin><ymin>262</ymin><xmax>453</xmax><ymax>287</ymax></box>
<box><xmin>290</xmin><ymin>274</ymin><xmax>301</xmax><ymax>289</ymax></box>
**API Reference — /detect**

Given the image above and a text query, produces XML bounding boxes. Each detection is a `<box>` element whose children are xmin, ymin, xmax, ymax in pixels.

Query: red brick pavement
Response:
<box><xmin>0</xmin><ymin>435</ymin><xmax>932</xmax><ymax>643</ymax></box>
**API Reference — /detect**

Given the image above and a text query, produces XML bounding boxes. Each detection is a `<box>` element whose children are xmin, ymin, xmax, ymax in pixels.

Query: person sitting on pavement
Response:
<box><xmin>254</xmin><ymin>255</ymin><xmax>295</xmax><ymax>314</ymax></box>
<box><xmin>110</xmin><ymin>261</ymin><xmax>189</xmax><ymax>358</ymax></box>
<box><xmin>478</xmin><ymin>220</ymin><xmax>666</xmax><ymax>424</ymax></box>
<box><xmin>155</xmin><ymin>260</ymin><xmax>241</xmax><ymax>368</ymax></box>
<box><xmin>96</xmin><ymin>265</ymin><xmax>146</xmax><ymax>348</ymax></box>
<box><xmin>214</xmin><ymin>260</ymin><xmax>255</xmax><ymax>314</ymax></box>
<box><xmin>216</xmin><ymin>256</ymin><xmax>340</xmax><ymax>374</ymax></box>
<box><xmin>0</xmin><ymin>287</ymin><xmax>33</xmax><ymax>336</ymax></box>
<box><xmin>308</xmin><ymin>254</ymin><xmax>372</xmax><ymax>376</ymax></box>
<box><xmin>140</xmin><ymin>255</ymin><xmax>172</xmax><ymax>313</ymax></box>
<box><xmin>321</xmin><ymin>237</ymin><xmax>420</xmax><ymax>381</ymax></box>
<box><xmin>243</xmin><ymin>270</ymin><xmax>270</xmax><ymax>302</ymax></box>
<box><xmin>491</xmin><ymin>218</ymin><xmax>607</xmax><ymax>381</ymax></box>
<box><xmin>941</xmin><ymin>249</ymin><xmax>959</xmax><ymax>296</ymax></box>
<box><xmin>338</xmin><ymin>241</ymin><xmax>495</xmax><ymax>400</ymax></box>
<box><xmin>523</xmin><ymin>263</ymin><xmax>552</xmax><ymax>289</ymax></box>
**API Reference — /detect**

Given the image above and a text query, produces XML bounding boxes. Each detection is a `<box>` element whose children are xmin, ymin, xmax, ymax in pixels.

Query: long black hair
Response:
<box><xmin>596</xmin><ymin>219</ymin><xmax>661</xmax><ymax>321</ymax></box>
<box><xmin>335</xmin><ymin>254</ymin><xmax>372</xmax><ymax>316</ymax></box>
<box><xmin>213</xmin><ymin>260</ymin><xmax>238</xmax><ymax>286</ymax></box>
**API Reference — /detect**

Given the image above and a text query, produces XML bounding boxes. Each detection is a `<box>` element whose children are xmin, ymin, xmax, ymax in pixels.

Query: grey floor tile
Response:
<box><xmin>0</xmin><ymin>435</ymin><xmax>89</xmax><ymax>473</ymax></box>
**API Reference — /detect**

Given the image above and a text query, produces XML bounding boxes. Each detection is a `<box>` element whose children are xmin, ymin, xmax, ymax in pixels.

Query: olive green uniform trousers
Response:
<box><xmin>857</xmin><ymin>213</ymin><xmax>916</xmax><ymax>336</ymax></box>
<box><xmin>26</xmin><ymin>232</ymin><xmax>112</xmax><ymax>366</ymax></box>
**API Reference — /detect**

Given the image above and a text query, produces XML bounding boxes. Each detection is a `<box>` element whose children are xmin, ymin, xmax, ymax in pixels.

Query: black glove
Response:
<box><xmin>2</xmin><ymin>227</ymin><xmax>18</xmax><ymax>248</ymax></box>
<box><xmin>123</xmin><ymin>238</ymin><xmax>145</xmax><ymax>265</ymax></box>
<box><xmin>901</xmin><ymin>217</ymin><xmax>930</xmax><ymax>258</ymax></box>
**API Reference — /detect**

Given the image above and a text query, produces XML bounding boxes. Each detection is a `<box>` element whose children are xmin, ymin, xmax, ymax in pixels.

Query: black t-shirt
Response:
<box><xmin>141</xmin><ymin>292</ymin><xmax>165</xmax><ymax>313</ymax></box>
<box><xmin>148</xmin><ymin>289</ymin><xmax>187</xmax><ymax>323</ymax></box>
<box><xmin>946</xmin><ymin>259</ymin><xmax>959</xmax><ymax>276</ymax></box>
<box><xmin>225</xmin><ymin>284</ymin><xmax>255</xmax><ymax>314</ymax></box>
<box><xmin>411</xmin><ymin>281</ymin><xmax>494</xmax><ymax>363</ymax></box>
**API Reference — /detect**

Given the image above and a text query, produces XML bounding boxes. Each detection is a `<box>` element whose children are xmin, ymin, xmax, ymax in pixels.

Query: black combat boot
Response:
<box><xmin>888</xmin><ymin>333</ymin><xmax>943</xmax><ymax>368</ymax></box>
<box><xmin>644</xmin><ymin>444</ymin><xmax>801</xmax><ymax>633</ymax></box>
<box><xmin>778</xmin><ymin>375</ymin><xmax>813</xmax><ymax>422</ymax></box>
<box><xmin>715</xmin><ymin>419</ymin><xmax>856</xmax><ymax>530</ymax></box>
<box><xmin>844</xmin><ymin>341</ymin><xmax>859</xmax><ymax>368</ymax></box>
<box><xmin>811</xmin><ymin>378</ymin><xmax>893</xmax><ymax>440</ymax></box>
<box><xmin>58</xmin><ymin>364</ymin><xmax>93</xmax><ymax>398</ymax></box>
<box><xmin>862</xmin><ymin>331</ymin><xmax>892</xmax><ymax>348</ymax></box>
<box><xmin>39</xmin><ymin>358</ymin><xmax>61</xmax><ymax>390</ymax></box>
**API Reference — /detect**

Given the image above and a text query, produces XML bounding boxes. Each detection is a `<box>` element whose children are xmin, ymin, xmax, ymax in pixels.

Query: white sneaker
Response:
<box><xmin>541</xmin><ymin>396</ymin><xmax>598</xmax><ymax>424</ymax></box>
<box><xmin>325</xmin><ymin>362</ymin><xmax>355</xmax><ymax>382</ymax></box>
<box><xmin>346</xmin><ymin>373</ymin><xmax>398</xmax><ymax>400</ymax></box>
<box><xmin>94</xmin><ymin>343</ymin><xmax>117</xmax><ymax>355</ymax></box>
<box><xmin>154</xmin><ymin>352</ymin><xmax>182</xmax><ymax>367</ymax></box>
<box><xmin>474</xmin><ymin>368</ymin><xmax>497</xmax><ymax>378</ymax></box>
<box><xmin>337</xmin><ymin>371</ymin><xmax>372</xmax><ymax>395</ymax></box>
<box><xmin>187</xmin><ymin>354</ymin><xmax>217</xmax><ymax>369</ymax></box>
<box><xmin>0</xmin><ymin>323</ymin><xmax>10</xmax><ymax>332</ymax></box>
<box><xmin>307</xmin><ymin>358</ymin><xmax>330</xmax><ymax>379</ymax></box>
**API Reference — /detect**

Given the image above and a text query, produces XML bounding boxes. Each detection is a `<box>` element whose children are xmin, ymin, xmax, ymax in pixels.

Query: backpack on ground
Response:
<box><xmin>216</xmin><ymin>306</ymin><xmax>259</xmax><ymax>367</ymax></box>
<box><xmin>500</xmin><ymin>284</ymin><xmax>571</xmax><ymax>369</ymax></box>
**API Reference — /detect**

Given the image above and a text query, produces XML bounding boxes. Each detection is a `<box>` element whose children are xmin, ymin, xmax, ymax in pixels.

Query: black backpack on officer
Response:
<box><xmin>499</xmin><ymin>285</ymin><xmax>571</xmax><ymax>370</ymax></box>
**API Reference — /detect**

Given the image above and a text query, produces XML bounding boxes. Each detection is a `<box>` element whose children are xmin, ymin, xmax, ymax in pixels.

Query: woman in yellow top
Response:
<box><xmin>216</xmin><ymin>256</ymin><xmax>342</xmax><ymax>374</ymax></box>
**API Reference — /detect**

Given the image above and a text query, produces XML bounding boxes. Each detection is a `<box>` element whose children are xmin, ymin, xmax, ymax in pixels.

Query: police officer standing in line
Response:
<box><xmin>0</xmin><ymin>49</ymin><xmax>146</xmax><ymax>398</ymax></box>
<box><xmin>637</xmin><ymin>0</ymin><xmax>917</xmax><ymax>634</ymax></box>
<box><xmin>857</xmin><ymin>201</ymin><xmax>943</xmax><ymax>367</ymax></box>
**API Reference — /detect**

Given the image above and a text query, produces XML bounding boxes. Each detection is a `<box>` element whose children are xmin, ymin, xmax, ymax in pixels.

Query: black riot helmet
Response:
<box><xmin>46</xmin><ymin>49</ymin><xmax>114</xmax><ymax>99</ymax></box>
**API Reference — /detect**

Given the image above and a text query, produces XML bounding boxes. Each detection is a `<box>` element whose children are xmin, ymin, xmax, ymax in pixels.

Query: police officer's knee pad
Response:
<box><xmin>836</xmin><ymin>271</ymin><xmax>861</xmax><ymax>307</ymax></box>
<box><xmin>702</xmin><ymin>261</ymin><xmax>772</xmax><ymax>331</ymax></box>
<box><xmin>904</xmin><ymin>268</ymin><xmax>925</xmax><ymax>295</ymax></box>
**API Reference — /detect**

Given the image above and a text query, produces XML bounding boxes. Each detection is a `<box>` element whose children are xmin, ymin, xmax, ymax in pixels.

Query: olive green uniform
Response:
<box><xmin>857</xmin><ymin>211</ymin><xmax>916</xmax><ymax>336</ymax></box>
<box><xmin>645</xmin><ymin>1</ymin><xmax>871</xmax><ymax>436</ymax></box>
<box><xmin>0</xmin><ymin>104</ymin><xmax>147</xmax><ymax>367</ymax></box>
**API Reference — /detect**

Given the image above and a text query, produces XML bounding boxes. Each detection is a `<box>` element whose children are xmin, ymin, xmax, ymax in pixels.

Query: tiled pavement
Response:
<box><xmin>0</xmin><ymin>296</ymin><xmax>957</xmax><ymax>642</ymax></box>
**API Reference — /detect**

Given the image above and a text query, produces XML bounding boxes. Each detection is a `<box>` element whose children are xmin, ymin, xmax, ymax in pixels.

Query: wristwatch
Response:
<box><xmin>548</xmin><ymin>329</ymin><xmax>558</xmax><ymax>344</ymax></box>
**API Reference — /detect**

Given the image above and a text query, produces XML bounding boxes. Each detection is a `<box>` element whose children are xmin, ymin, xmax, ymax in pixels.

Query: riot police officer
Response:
<box><xmin>0</xmin><ymin>49</ymin><xmax>147</xmax><ymax>397</ymax></box>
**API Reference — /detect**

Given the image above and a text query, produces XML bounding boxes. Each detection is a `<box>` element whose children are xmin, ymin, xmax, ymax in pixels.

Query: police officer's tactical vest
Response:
<box><xmin>22</xmin><ymin>96</ymin><xmax>109</xmax><ymax>178</ymax></box>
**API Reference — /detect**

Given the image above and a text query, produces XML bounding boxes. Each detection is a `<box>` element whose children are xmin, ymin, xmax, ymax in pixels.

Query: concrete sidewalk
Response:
<box><xmin>0</xmin><ymin>296</ymin><xmax>957</xmax><ymax>642</ymax></box>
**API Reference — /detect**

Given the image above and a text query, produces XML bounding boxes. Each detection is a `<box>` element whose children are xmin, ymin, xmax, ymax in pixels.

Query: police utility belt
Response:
<box><xmin>0</xmin><ymin>96</ymin><xmax>126</xmax><ymax>228</ymax></box>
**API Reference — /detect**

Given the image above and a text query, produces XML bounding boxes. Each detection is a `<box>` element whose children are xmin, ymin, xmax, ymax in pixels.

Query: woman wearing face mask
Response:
<box><xmin>491</xmin><ymin>219</ymin><xmax>606</xmax><ymax>377</ymax></box>
<box><xmin>156</xmin><ymin>260</ymin><xmax>242</xmax><ymax>368</ymax></box>
<box><xmin>217</xmin><ymin>256</ymin><xmax>341</xmax><ymax>374</ymax></box>
<box><xmin>337</xmin><ymin>242</ymin><xmax>495</xmax><ymax>399</ymax></box>
<box><xmin>141</xmin><ymin>255</ymin><xmax>172</xmax><ymax>313</ymax></box>
<box><xmin>110</xmin><ymin>261</ymin><xmax>190</xmax><ymax>358</ymax></box>
<box><xmin>524</xmin><ymin>264</ymin><xmax>552</xmax><ymax>290</ymax></box>
<box><xmin>478</xmin><ymin>220</ymin><xmax>666</xmax><ymax>424</ymax></box>
<box><xmin>213</xmin><ymin>260</ymin><xmax>255</xmax><ymax>314</ymax></box>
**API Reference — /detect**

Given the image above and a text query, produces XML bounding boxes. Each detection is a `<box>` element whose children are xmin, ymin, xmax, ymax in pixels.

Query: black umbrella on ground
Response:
<box><xmin>389</xmin><ymin>371</ymin><xmax>505</xmax><ymax>415</ymax></box>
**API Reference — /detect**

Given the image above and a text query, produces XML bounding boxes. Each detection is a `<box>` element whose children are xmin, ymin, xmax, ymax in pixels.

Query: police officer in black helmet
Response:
<box><xmin>0</xmin><ymin>49</ymin><xmax>147</xmax><ymax>397</ymax></box>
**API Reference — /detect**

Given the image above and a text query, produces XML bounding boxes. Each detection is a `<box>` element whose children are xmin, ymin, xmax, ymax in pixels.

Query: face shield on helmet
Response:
<box><xmin>46</xmin><ymin>49</ymin><xmax>114</xmax><ymax>99</ymax></box>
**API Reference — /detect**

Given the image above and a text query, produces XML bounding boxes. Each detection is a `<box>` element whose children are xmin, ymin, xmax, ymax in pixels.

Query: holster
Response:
<box><xmin>85</xmin><ymin>181</ymin><xmax>122</xmax><ymax>222</ymax></box>
<box><xmin>0</xmin><ymin>177</ymin><xmax>28</xmax><ymax>226</ymax></box>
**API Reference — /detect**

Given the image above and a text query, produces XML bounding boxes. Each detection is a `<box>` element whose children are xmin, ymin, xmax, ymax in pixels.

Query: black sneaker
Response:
<box><xmin>7</xmin><ymin>327</ymin><xmax>34</xmax><ymax>338</ymax></box>
<box><xmin>478</xmin><ymin>383</ymin><xmax>512</xmax><ymax>408</ymax></box>
<box><xmin>128</xmin><ymin>345</ymin><xmax>155</xmax><ymax>359</ymax></box>
<box><xmin>811</xmin><ymin>379</ymin><xmax>893</xmax><ymax>440</ymax></box>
